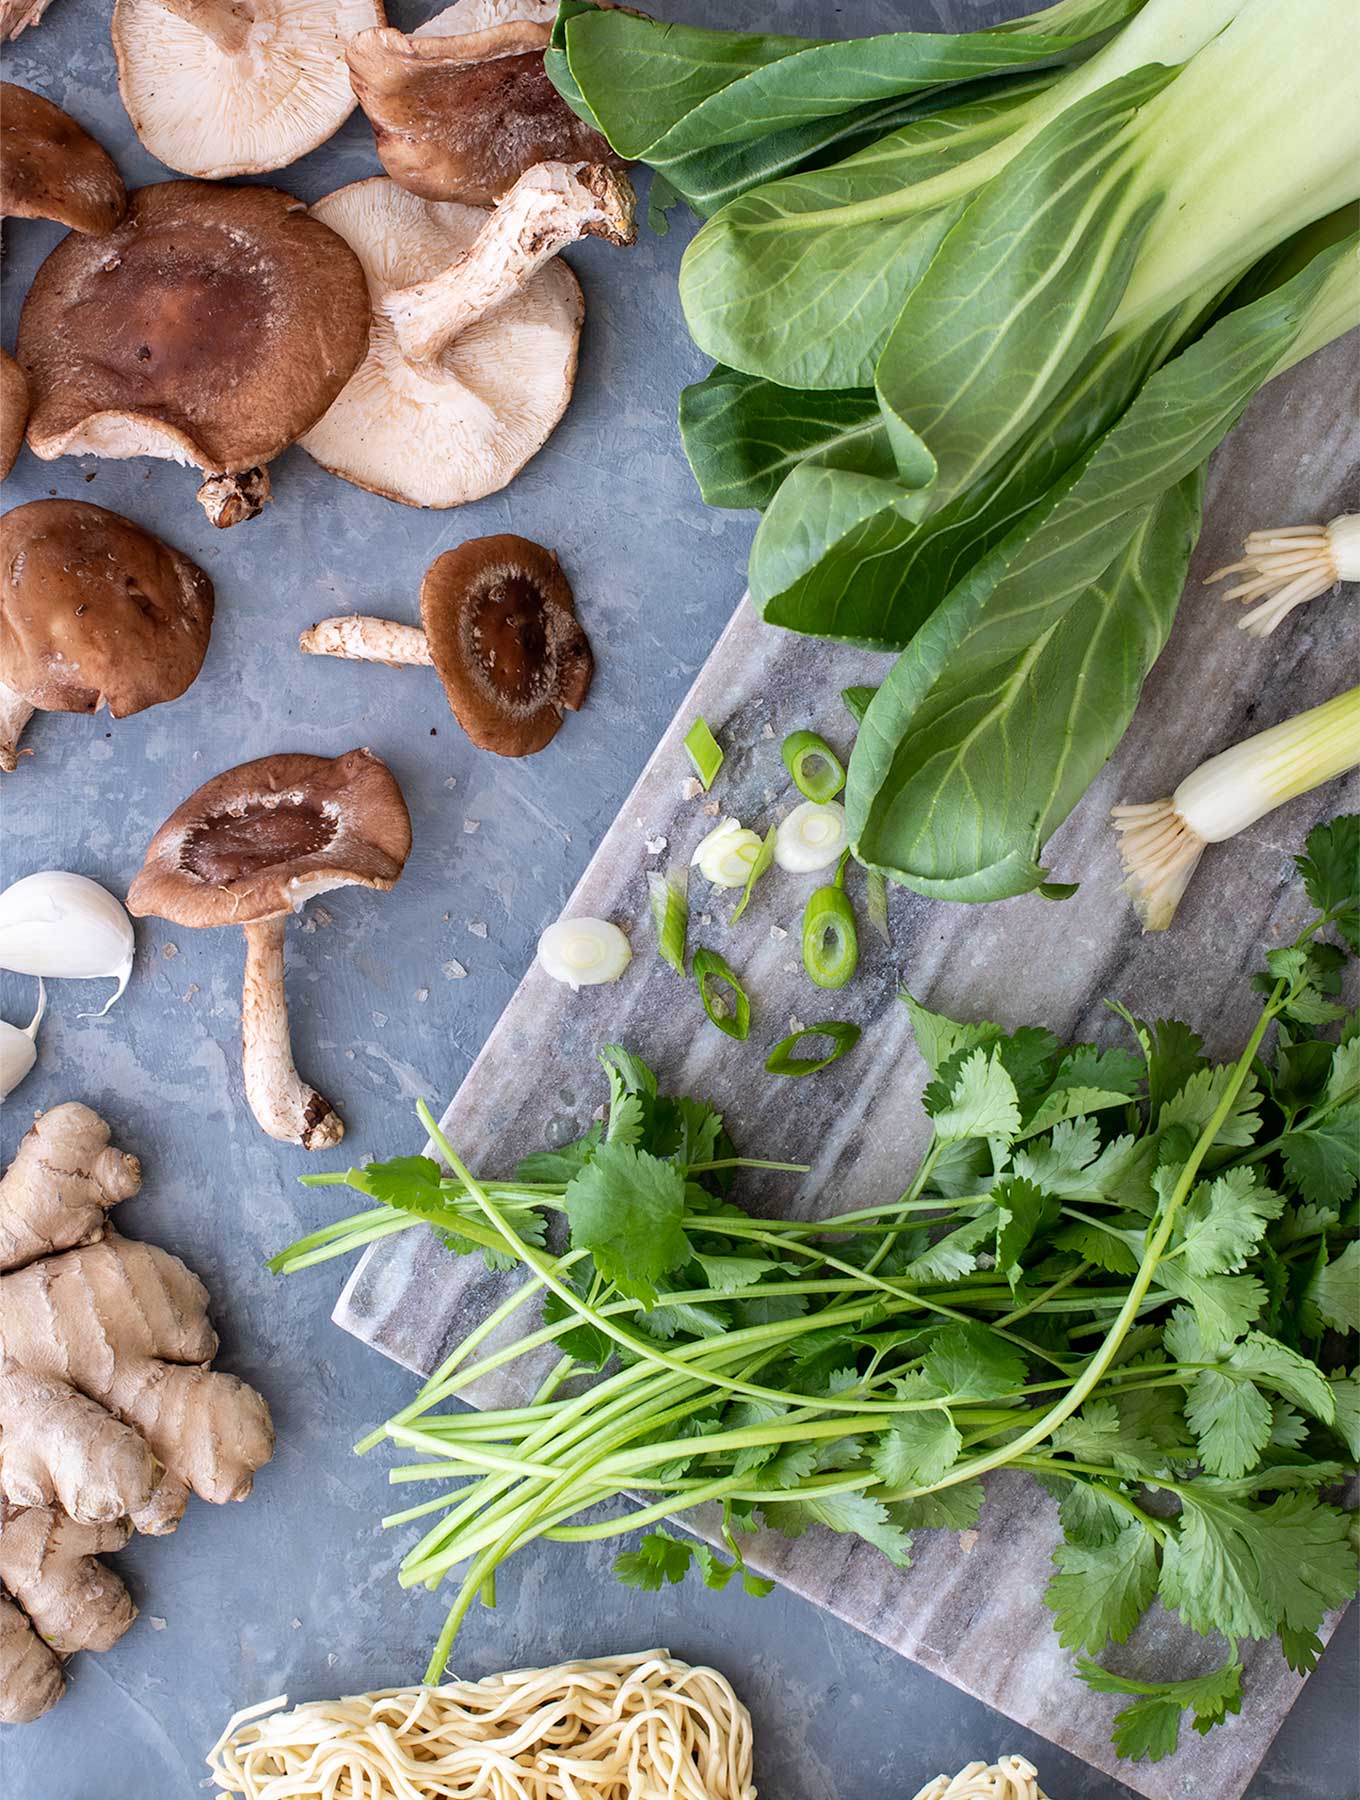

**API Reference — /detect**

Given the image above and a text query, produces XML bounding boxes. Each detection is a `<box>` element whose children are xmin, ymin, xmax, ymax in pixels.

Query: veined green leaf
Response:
<box><xmin>679</xmin><ymin>368</ymin><xmax>882</xmax><ymax>512</ymax></box>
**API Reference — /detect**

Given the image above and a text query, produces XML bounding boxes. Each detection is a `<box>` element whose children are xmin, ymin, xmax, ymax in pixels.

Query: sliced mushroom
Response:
<box><xmin>126</xmin><ymin>749</ymin><xmax>411</xmax><ymax>1148</ymax></box>
<box><xmin>0</xmin><ymin>352</ymin><xmax>28</xmax><ymax>482</ymax></box>
<box><xmin>0</xmin><ymin>83</ymin><xmax>126</xmax><ymax>234</ymax></box>
<box><xmin>16</xmin><ymin>181</ymin><xmax>370</xmax><ymax>526</ymax></box>
<box><xmin>0</xmin><ymin>499</ymin><xmax>214</xmax><ymax>772</ymax></box>
<box><xmin>112</xmin><ymin>0</ymin><xmax>386</xmax><ymax>180</ymax></box>
<box><xmin>348</xmin><ymin>0</ymin><xmax>617</xmax><ymax>206</ymax></box>
<box><xmin>300</xmin><ymin>160</ymin><xmax>633</xmax><ymax>508</ymax></box>
<box><xmin>300</xmin><ymin>535</ymin><xmax>593</xmax><ymax>758</ymax></box>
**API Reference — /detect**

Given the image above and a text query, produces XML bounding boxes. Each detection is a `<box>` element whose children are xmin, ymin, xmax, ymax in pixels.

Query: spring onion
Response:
<box><xmin>683</xmin><ymin>715</ymin><xmax>724</xmax><ymax>790</ymax></box>
<box><xmin>782</xmin><ymin>730</ymin><xmax>846</xmax><ymax>803</ymax></box>
<box><xmin>864</xmin><ymin>868</ymin><xmax>891</xmax><ymax>946</ymax></box>
<box><xmin>730</xmin><ymin>825</ymin><xmax>775</xmax><ymax>924</ymax></box>
<box><xmin>1206</xmin><ymin>513</ymin><xmax>1360</xmax><ymax>636</ymax></box>
<box><xmin>842</xmin><ymin>687</ymin><xmax>876</xmax><ymax>727</ymax></box>
<box><xmin>536</xmin><ymin>918</ymin><xmax>633</xmax><ymax>990</ymax></box>
<box><xmin>765</xmin><ymin>1019</ymin><xmax>861</xmax><ymax>1076</ymax></box>
<box><xmin>1112</xmin><ymin>683</ymin><xmax>1360</xmax><ymax>929</ymax></box>
<box><xmin>774</xmin><ymin>801</ymin><xmax>847</xmax><ymax>874</ymax></box>
<box><xmin>692</xmin><ymin>947</ymin><xmax>750</xmax><ymax>1039</ymax></box>
<box><xmin>692</xmin><ymin>817</ymin><xmax>765</xmax><ymax>887</ymax></box>
<box><xmin>647</xmin><ymin>868</ymin><xmax>689</xmax><ymax>976</ymax></box>
<box><xmin>801</xmin><ymin>858</ymin><xmax>858</xmax><ymax>990</ymax></box>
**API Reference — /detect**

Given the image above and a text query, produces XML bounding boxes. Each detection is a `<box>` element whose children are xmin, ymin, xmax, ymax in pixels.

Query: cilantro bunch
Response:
<box><xmin>273</xmin><ymin>817</ymin><xmax>1360</xmax><ymax>1765</ymax></box>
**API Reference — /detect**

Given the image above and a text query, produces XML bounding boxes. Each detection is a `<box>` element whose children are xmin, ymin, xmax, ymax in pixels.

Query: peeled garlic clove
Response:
<box><xmin>0</xmin><ymin>978</ymin><xmax>45</xmax><ymax>1101</ymax></box>
<box><xmin>774</xmin><ymin>801</ymin><xmax>847</xmax><ymax>874</ymax></box>
<box><xmin>692</xmin><ymin>817</ymin><xmax>764</xmax><ymax>888</ymax></box>
<box><xmin>537</xmin><ymin>918</ymin><xmax>632</xmax><ymax>992</ymax></box>
<box><xmin>0</xmin><ymin>872</ymin><xmax>136</xmax><ymax>1015</ymax></box>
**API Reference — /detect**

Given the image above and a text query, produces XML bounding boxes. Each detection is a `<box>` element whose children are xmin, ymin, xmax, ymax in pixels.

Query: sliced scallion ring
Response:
<box><xmin>692</xmin><ymin>947</ymin><xmax>750</xmax><ymax>1040</ymax></box>
<box><xmin>782</xmin><ymin>730</ymin><xmax>846</xmax><ymax>803</ymax></box>
<box><xmin>730</xmin><ymin>825</ymin><xmax>776</xmax><ymax>924</ymax></box>
<box><xmin>802</xmin><ymin>883</ymin><xmax>858</xmax><ymax>989</ymax></box>
<box><xmin>536</xmin><ymin>918</ymin><xmax>632</xmax><ymax>991</ymax></box>
<box><xmin>683</xmin><ymin>715</ymin><xmax>724</xmax><ymax>790</ymax></box>
<box><xmin>692</xmin><ymin>817</ymin><xmax>764</xmax><ymax>887</ymax></box>
<box><xmin>647</xmin><ymin>867</ymin><xmax>689</xmax><ymax>976</ymax></box>
<box><xmin>765</xmin><ymin>1020</ymin><xmax>860</xmax><ymax>1077</ymax></box>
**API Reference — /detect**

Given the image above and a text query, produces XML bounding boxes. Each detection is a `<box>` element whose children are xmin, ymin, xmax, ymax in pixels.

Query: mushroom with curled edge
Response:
<box><xmin>0</xmin><ymin>352</ymin><xmax>28</xmax><ymax>482</ymax></box>
<box><xmin>300</xmin><ymin>160</ymin><xmax>634</xmax><ymax>508</ymax></box>
<box><xmin>0</xmin><ymin>83</ymin><xmax>126</xmax><ymax>234</ymax></box>
<box><xmin>301</xmin><ymin>535</ymin><xmax>593</xmax><ymax>757</ymax></box>
<box><xmin>126</xmin><ymin>750</ymin><xmax>411</xmax><ymax>1148</ymax></box>
<box><xmin>0</xmin><ymin>500</ymin><xmax>214</xmax><ymax>772</ymax></box>
<box><xmin>16</xmin><ymin>182</ymin><xmax>371</xmax><ymax>527</ymax></box>
<box><xmin>347</xmin><ymin>0</ymin><xmax>618</xmax><ymax>205</ymax></box>
<box><xmin>112</xmin><ymin>0</ymin><xmax>385</xmax><ymax>181</ymax></box>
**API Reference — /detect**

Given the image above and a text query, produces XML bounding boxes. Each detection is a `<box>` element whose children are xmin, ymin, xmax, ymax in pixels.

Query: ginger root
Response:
<box><xmin>0</xmin><ymin>1103</ymin><xmax>274</xmax><ymax>1718</ymax></box>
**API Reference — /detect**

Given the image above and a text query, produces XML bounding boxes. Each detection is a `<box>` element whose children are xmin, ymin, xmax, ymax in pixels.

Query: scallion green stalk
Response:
<box><xmin>692</xmin><ymin>947</ymin><xmax>751</xmax><ymax>1039</ymax></box>
<box><xmin>802</xmin><ymin>860</ymin><xmax>859</xmax><ymax>989</ymax></box>
<box><xmin>765</xmin><ymin>1020</ymin><xmax>861</xmax><ymax>1076</ymax></box>
<box><xmin>647</xmin><ymin>867</ymin><xmax>689</xmax><ymax>976</ymax></box>
<box><xmin>782</xmin><ymin>730</ymin><xmax>846</xmax><ymax>803</ymax></box>
<box><xmin>683</xmin><ymin>715</ymin><xmax>724</xmax><ymax>789</ymax></box>
<box><xmin>730</xmin><ymin>826</ymin><xmax>776</xmax><ymax>924</ymax></box>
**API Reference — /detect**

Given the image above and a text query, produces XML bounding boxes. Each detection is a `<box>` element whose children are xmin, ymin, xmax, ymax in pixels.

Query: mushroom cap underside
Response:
<box><xmin>348</xmin><ymin>16</ymin><xmax>617</xmax><ymax>206</ymax></box>
<box><xmin>16</xmin><ymin>181</ymin><xmax>371</xmax><ymax>475</ymax></box>
<box><xmin>0</xmin><ymin>81</ymin><xmax>127</xmax><ymax>233</ymax></box>
<box><xmin>127</xmin><ymin>748</ymin><xmax>412</xmax><ymax>927</ymax></box>
<box><xmin>0</xmin><ymin>350</ymin><xmax>28</xmax><ymax>481</ymax></box>
<box><xmin>0</xmin><ymin>499</ymin><xmax>214</xmax><ymax>718</ymax></box>
<box><xmin>300</xmin><ymin>177</ymin><xmax>581</xmax><ymax>509</ymax></box>
<box><xmin>112</xmin><ymin>0</ymin><xmax>386</xmax><ymax>180</ymax></box>
<box><xmin>421</xmin><ymin>533</ymin><xmax>593</xmax><ymax>756</ymax></box>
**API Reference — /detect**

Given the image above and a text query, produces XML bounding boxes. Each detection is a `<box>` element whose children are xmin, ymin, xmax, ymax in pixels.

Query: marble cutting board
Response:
<box><xmin>334</xmin><ymin>339</ymin><xmax>1358</xmax><ymax>1800</ymax></box>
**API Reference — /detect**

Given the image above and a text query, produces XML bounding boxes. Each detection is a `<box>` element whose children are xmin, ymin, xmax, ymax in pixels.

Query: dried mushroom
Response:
<box><xmin>0</xmin><ymin>352</ymin><xmax>28</xmax><ymax>482</ymax></box>
<box><xmin>347</xmin><ymin>0</ymin><xmax>617</xmax><ymax>206</ymax></box>
<box><xmin>127</xmin><ymin>750</ymin><xmax>411</xmax><ymax>1148</ymax></box>
<box><xmin>0</xmin><ymin>83</ymin><xmax>126</xmax><ymax>234</ymax></box>
<box><xmin>0</xmin><ymin>499</ymin><xmax>214</xmax><ymax>772</ymax></box>
<box><xmin>301</xmin><ymin>160</ymin><xmax>634</xmax><ymax>508</ymax></box>
<box><xmin>112</xmin><ymin>0</ymin><xmax>386</xmax><ymax>180</ymax></box>
<box><xmin>16</xmin><ymin>182</ymin><xmax>370</xmax><ymax>526</ymax></box>
<box><xmin>300</xmin><ymin>534</ymin><xmax>593</xmax><ymax>757</ymax></box>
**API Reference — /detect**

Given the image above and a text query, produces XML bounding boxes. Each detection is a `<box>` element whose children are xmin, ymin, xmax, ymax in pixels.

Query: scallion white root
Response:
<box><xmin>692</xmin><ymin>818</ymin><xmax>764</xmax><ymax>888</ymax></box>
<box><xmin>1112</xmin><ymin>684</ymin><xmax>1360</xmax><ymax>929</ymax></box>
<box><xmin>1205</xmin><ymin>512</ymin><xmax>1359</xmax><ymax>636</ymax></box>
<box><xmin>537</xmin><ymin>917</ymin><xmax>632</xmax><ymax>990</ymax></box>
<box><xmin>774</xmin><ymin>800</ymin><xmax>847</xmax><ymax>874</ymax></box>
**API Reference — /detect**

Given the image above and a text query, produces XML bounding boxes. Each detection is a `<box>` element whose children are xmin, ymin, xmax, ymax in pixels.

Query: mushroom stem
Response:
<box><xmin>241</xmin><ymin>916</ymin><xmax>343</xmax><ymax>1151</ymax></box>
<box><xmin>299</xmin><ymin>617</ymin><xmax>434</xmax><ymax>668</ymax></box>
<box><xmin>150</xmin><ymin>0</ymin><xmax>253</xmax><ymax>54</ymax></box>
<box><xmin>381</xmin><ymin>161</ymin><xmax>636</xmax><ymax>366</ymax></box>
<box><xmin>197</xmin><ymin>466</ymin><xmax>271</xmax><ymax>529</ymax></box>
<box><xmin>0</xmin><ymin>682</ymin><xmax>36</xmax><ymax>773</ymax></box>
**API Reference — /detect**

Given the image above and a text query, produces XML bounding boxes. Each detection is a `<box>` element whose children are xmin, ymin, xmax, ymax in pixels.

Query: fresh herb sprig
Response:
<box><xmin>274</xmin><ymin>816</ymin><xmax>1359</xmax><ymax>1765</ymax></box>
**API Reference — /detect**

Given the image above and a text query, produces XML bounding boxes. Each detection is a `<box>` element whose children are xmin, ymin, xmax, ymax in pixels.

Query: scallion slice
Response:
<box><xmin>765</xmin><ymin>1020</ymin><xmax>860</xmax><ymax>1077</ymax></box>
<box><xmin>683</xmin><ymin>715</ymin><xmax>724</xmax><ymax>790</ymax></box>
<box><xmin>782</xmin><ymin>729</ymin><xmax>846</xmax><ymax>803</ymax></box>
<box><xmin>802</xmin><ymin>881</ymin><xmax>858</xmax><ymax>989</ymax></box>
<box><xmin>647</xmin><ymin>867</ymin><xmax>689</xmax><ymax>976</ymax></box>
<box><xmin>730</xmin><ymin>825</ymin><xmax>775</xmax><ymax>924</ymax></box>
<box><xmin>692</xmin><ymin>947</ymin><xmax>750</xmax><ymax>1040</ymax></box>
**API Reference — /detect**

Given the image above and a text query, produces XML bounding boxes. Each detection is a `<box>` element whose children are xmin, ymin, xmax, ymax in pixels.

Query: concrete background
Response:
<box><xmin>1</xmin><ymin>2</ymin><xmax>1355</xmax><ymax>1796</ymax></box>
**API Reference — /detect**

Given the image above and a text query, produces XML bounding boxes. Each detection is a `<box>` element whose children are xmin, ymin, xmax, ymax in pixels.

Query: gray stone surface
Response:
<box><xmin>0</xmin><ymin>4</ymin><xmax>1356</xmax><ymax>1799</ymax></box>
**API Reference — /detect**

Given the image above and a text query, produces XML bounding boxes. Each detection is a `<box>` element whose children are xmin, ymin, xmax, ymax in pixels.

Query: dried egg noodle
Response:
<box><xmin>207</xmin><ymin>1652</ymin><xmax>756</xmax><ymax>1800</ymax></box>
<box><xmin>911</xmin><ymin>1756</ymin><xmax>1047</xmax><ymax>1800</ymax></box>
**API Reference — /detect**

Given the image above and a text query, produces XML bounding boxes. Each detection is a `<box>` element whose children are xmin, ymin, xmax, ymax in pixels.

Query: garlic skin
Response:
<box><xmin>0</xmin><ymin>872</ymin><xmax>136</xmax><ymax>1016</ymax></box>
<box><xmin>775</xmin><ymin>801</ymin><xmax>847</xmax><ymax>874</ymax></box>
<box><xmin>692</xmin><ymin>818</ymin><xmax>764</xmax><ymax>888</ymax></box>
<box><xmin>0</xmin><ymin>979</ymin><xmax>45</xmax><ymax>1101</ymax></box>
<box><xmin>537</xmin><ymin>918</ymin><xmax>632</xmax><ymax>992</ymax></box>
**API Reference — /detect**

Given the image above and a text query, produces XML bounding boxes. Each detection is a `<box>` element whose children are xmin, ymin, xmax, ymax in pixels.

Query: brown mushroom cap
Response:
<box><xmin>126</xmin><ymin>748</ymin><xmax>412</xmax><ymax>927</ymax></box>
<box><xmin>0</xmin><ymin>499</ymin><xmax>214</xmax><ymax>719</ymax></box>
<box><xmin>348</xmin><ymin>1</ymin><xmax>617</xmax><ymax>206</ymax></box>
<box><xmin>16</xmin><ymin>181</ymin><xmax>370</xmax><ymax>477</ymax></box>
<box><xmin>0</xmin><ymin>351</ymin><xmax>28</xmax><ymax>482</ymax></box>
<box><xmin>0</xmin><ymin>82</ymin><xmax>126</xmax><ymax>233</ymax></box>
<box><xmin>112</xmin><ymin>0</ymin><xmax>386</xmax><ymax>181</ymax></box>
<box><xmin>420</xmin><ymin>534</ymin><xmax>593</xmax><ymax>756</ymax></box>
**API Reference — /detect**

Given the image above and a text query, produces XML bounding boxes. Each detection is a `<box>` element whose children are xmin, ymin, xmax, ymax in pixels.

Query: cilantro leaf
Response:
<box><xmin>1051</xmin><ymin>1217</ymin><xmax>1142</xmax><ymax>1275</ymax></box>
<box><xmin>1075</xmin><ymin>1655</ymin><xmax>1242</xmax><ymax>1762</ymax></box>
<box><xmin>1158</xmin><ymin>1064</ymin><xmax>1262</xmax><ymax>1150</ymax></box>
<box><xmin>920</xmin><ymin>1322</ymin><xmax>1028</xmax><ymax>1400</ymax></box>
<box><xmin>993</xmin><ymin>1176</ymin><xmax>1057</xmax><ymax>1287</ymax></box>
<box><xmin>1020</xmin><ymin>1084</ymin><xmax>1137</xmax><ymax>1139</ymax></box>
<box><xmin>766</xmin><ymin>1492</ymin><xmax>914</xmax><ymax>1568</ymax></box>
<box><xmin>1328</xmin><ymin>1370</ymin><xmax>1360</xmax><ymax>1458</ymax></box>
<box><xmin>515</xmin><ymin>1124</ymin><xmax>603</xmax><ymax>1183</ymax></box>
<box><xmin>927</xmin><ymin>1048</ymin><xmax>1022</xmax><ymax>1144</ymax></box>
<box><xmin>898</xmin><ymin>1214</ymin><xmax>995</xmax><ymax>1283</ymax></box>
<box><xmin>613</xmin><ymin>1529</ymin><xmax>693</xmax><ymax>1590</ymax></box>
<box><xmin>1183</xmin><ymin>1367</ymin><xmax>1273</xmax><ymax>1478</ymax></box>
<box><xmin>1304</xmin><ymin>1239</ymin><xmax>1360</xmax><ymax>1333</ymax></box>
<box><xmin>1153</xmin><ymin>1262</ymin><xmax>1265</xmax><ymax>1342</ymax></box>
<box><xmin>1046</xmin><ymin>1522</ymin><xmax>1158</xmax><ymax>1652</ymax></box>
<box><xmin>888</xmin><ymin>1483</ymin><xmax>985</xmax><ymax>1533</ymax></box>
<box><xmin>1108</xmin><ymin>1006</ymin><xmax>1208</xmax><ymax>1118</ymax></box>
<box><xmin>563</xmin><ymin>1142</ymin><xmax>691</xmax><ymax>1305</ymax></box>
<box><xmin>873</xmin><ymin>1403</ymin><xmax>962</xmax><ymax>1489</ymax></box>
<box><xmin>1280</xmin><ymin>1107</ymin><xmax>1360</xmax><ymax>1208</ymax></box>
<box><xmin>900</xmin><ymin>991</ymin><xmax>997</xmax><ymax>1075</ymax></box>
<box><xmin>1295</xmin><ymin>814</ymin><xmax>1360</xmax><ymax>948</ymax></box>
<box><xmin>1051</xmin><ymin>1399</ymin><xmax>1164</xmax><ymax>1477</ymax></box>
<box><xmin>361</xmin><ymin>1154</ymin><xmax>445</xmax><ymax>1207</ymax></box>
<box><xmin>1171</xmin><ymin>1168</ymin><xmax>1285</xmax><ymax>1276</ymax></box>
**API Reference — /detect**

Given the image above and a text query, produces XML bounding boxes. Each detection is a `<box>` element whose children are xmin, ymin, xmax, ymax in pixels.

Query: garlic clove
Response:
<box><xmin>0</xmin><ymin>872</ymin><xmax>136</xmax><ymax>1014</ymax></box>
<box><xmin>0</xmin><ymin>977</ymin><xmax>45</xmax><ymax>1101</ymax></box>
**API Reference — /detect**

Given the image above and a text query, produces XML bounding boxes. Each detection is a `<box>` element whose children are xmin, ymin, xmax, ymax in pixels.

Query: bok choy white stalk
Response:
<box><xmin>1112</xmin><ymin>685</ymin><xmax>1360</xmax><ymax>929</ymax></box>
